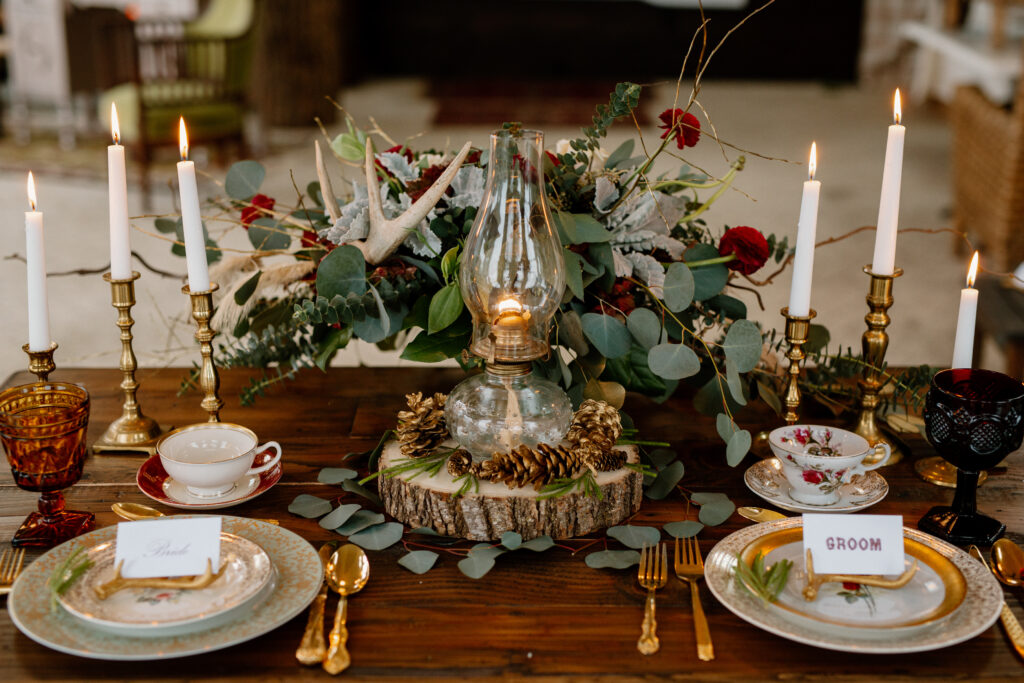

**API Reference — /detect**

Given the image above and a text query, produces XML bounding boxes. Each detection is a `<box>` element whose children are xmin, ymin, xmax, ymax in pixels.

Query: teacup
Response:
<box><xmin>156</xmin><ymin>423</ymin><xmax>281</xmax><ymax>498</ymax></box>
<box><xmin>768</xmin><ymin>425</ymin><xmax>890</xmax><ymax>506</ymax></box>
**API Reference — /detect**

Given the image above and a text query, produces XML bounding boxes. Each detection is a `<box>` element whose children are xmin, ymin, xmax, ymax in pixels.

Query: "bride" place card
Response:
<box><xmin>802</xmin><ymin>514</ymin><xmax>904</xmax><ymax>575</ymax></box>
<box><xmin>114</xmin><ymin>517</ymin><xmax>222</xmax><ymax>578</ymax></box>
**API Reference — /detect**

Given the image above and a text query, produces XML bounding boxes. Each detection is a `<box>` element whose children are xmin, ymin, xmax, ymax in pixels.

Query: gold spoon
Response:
<box><xmin>737</xmin><ymin>506</ymin><xmax>787</xmax><ymax>523</ymax></box>
<box><xmin>111</xmin><ymin>502</ymin><xmax>279</xmax><ymax>525</ymax></box>
<box><xmin>971</xmin><ymin>544</ymin><xmax>1024</xmax><ymax>660</ymax></box>
<box><xmin>993</xmin><ymin>538</ymin><xmax>1024</xmax><ymax>588</ymax></box>
<box><xmin>323</xmin><ymin>544</ymin><xmax>370</xmax><ymax>675</ymax></box>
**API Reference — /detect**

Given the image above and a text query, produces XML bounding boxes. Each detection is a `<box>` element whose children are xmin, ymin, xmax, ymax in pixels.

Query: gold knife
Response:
<box><xmin>737</xmin><ymin>506</ymin><xmax>787</xmax><ymax>523</ymax></box>
<box><xmin>295</xmin><ymin>541</ymin><xmax>338</xmax><ymax>665</ymax></box>
<box><xmin>969</xmin><ymin>545</ymin><xmax>1024</xmax><ymax>661</ymax></box>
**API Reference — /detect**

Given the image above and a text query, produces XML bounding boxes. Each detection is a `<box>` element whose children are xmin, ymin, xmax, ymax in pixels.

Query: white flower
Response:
<box><xmin>422</xmin><ymin>153</ymin><xmax>445</xmax><ymax>168</ymax></box>
<box><xmin>555</xmin><ymin>139</ymin><xmax>572</xmax><ymax>155</ymax></box>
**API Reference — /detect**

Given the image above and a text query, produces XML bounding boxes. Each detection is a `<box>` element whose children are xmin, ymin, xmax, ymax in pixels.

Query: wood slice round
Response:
<box><xmin>377</xmin><ymin>441</ymin><xmax>642</xmax><ymax>541</ymax></box>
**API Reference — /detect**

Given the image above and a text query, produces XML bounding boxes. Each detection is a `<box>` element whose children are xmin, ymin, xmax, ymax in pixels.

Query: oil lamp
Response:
<box><xmin>445</xmin><ymin>128</ymin><xmax>572</xmax><ymax>460</ymax></box>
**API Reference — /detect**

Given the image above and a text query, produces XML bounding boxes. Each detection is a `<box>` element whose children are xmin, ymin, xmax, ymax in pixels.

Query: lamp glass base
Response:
<box><xmin>12</xmin><ymin>509</ymin><xmax>95</xmax><ymax>548</ymax></box>
<box><xmin>917</xmin><ymin>505</ymin><xmax>1005</xmax><ymax>546</ymax></box>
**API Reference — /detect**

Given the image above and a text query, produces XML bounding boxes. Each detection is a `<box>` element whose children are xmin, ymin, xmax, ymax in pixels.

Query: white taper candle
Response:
<box><xmin>176</xmin><ymin>117</ymin><xmax>211</xmax><ymax>292</ymax></box>
<box><xmin>25</xmin><ymin>172</ymin><xmax>52</xmax><ymax>352</ymax></box>
<box><xmin>951</xmin><ymin>252</ymin><xmax>980</xmax><ymax>369</ymax></box>
<box><xmin>108</xmin><ymin>103</ymin><xmax>133</xmax><ymax>280</ymax></box>
<box><xmin>870</xmin><ymin>89</ymin><xmax>905</xmax><ymax>276</ymax></box>
<box><xmin>787</xmin><ymin>142</ymin><xmax>820</xmax><ymax>317</ymax></box>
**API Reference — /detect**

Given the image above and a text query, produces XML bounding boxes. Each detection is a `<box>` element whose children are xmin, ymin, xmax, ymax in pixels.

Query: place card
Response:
<box><xmin>115</xmin><ymin>517</ymin><xmax>221</xmax><ymax>579</ymax></box>
<box><xmin>802</xmin><ymin>514</ymin><xmax>904</xmax><ymax>575</ymax></box>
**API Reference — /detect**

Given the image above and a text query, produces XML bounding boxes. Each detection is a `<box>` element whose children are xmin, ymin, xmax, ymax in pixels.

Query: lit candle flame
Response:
<box><xmin>111</xmin><ymin>103</ymin><xmax>120</xmax><ymax>145</ymax></box>
<box><xmin>808</xmin><ymin>142</ymin><xmax>817</xmax><ymax>180</ymax></box>
<box><xmin>894</xmin><ymin>89</ymin><xmax>902</xmax><ymax>125</ymax></box>
<box><xmin>967</xmin><ymin>251</ymin><xmax>979</xmax><ymax>288</ymax></box>
<box><xmin>497</xmin><ymin>297</ymin><xmax>522</xmax><ymax>315</ymax></box>
<box><xmin>27</xmin><ymin>171</ymin><xmax>37</xmax><ymax>211</ymax></box>
<box><xmin>179</xmin><ymin>117</ymin><xmax>189</xmax><ymax>160</ymax></box>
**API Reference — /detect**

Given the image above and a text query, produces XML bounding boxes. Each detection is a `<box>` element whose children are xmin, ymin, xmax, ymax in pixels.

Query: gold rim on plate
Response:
<box><xmin>739</xmin><ymin>527</ymin><xmax>967</xmax><ymax>629</ymax></box>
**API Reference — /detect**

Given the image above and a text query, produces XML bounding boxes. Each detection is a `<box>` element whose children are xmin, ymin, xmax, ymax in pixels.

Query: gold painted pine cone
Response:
<box><xmin>446</xmin><ymin>449</ymin><xmax>474</xmax><ymax>477</ymax></box>
<box><xmin>396</xmin><ymin>392</ymin><xmax>449</xmax><ymax>457</ymax></box>
<box><xmin>478</xmin><ymin>443</ymin><xmax>583</xmax><ymax>491</ymax></box>
<box><xmin>567</xmin><ymin>399</ymin><xmax>623</xmax><ymax>453</ymax></box>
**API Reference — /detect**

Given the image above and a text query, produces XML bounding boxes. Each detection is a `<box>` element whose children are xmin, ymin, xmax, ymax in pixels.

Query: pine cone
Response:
<box><xmin>582</xmin><ymin>448</ymin><xmax>627</xmax><ymax>472</ymax></box>
<box><xmin>396</xmin><ymin>392</ymin><xmax>449</xmax><ymax>457</ymax></box>
<box><xmin>567</xmin><ymin>399</ymin><xmax>623</xmax><ymax>454</ymax></box>
<box><xmin>478</xmin><ymin>443</ymin><xmax>583</xmax><ymax>491</ymax></box>
<box><xmin>446</xmin><ymin>449</ymin><xmax>474</xmax><ymax>477</ymax></box>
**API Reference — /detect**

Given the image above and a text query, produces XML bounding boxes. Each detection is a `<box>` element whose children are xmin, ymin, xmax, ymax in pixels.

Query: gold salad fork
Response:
<box><xmin>636</xmin><ymin>543</ymin><xmax>668</xmax><ymax>655</ymax></box>
<box><xmin>674</xmin><ymin>536</ymin><xmax>714</xmax><ymax>661</ymax></box>
<box><xmin>0</xmin><ymin>547</ymin><xmax>27</xmax><ymax>595</ymax></box>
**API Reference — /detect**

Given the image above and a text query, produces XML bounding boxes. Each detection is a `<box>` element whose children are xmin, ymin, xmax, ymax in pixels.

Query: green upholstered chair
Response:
<box><xmin>98</xmin><ymin>0</ymin><xmax>258</xmax><ymax>203</ymax></box>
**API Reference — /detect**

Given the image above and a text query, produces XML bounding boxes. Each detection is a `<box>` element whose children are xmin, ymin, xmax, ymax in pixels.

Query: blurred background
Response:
<box><xmin>0</xmin><ymin>0</ymin><xmax>1021</xmax><ymax>379</ymax></box>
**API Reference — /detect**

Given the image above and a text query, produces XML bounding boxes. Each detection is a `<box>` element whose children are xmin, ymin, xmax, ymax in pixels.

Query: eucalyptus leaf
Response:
<box><xmin>726</xmin><ymin>429</ymin><xmax>752</xmax><ymax>467</ymax></box>
<box><xmin>663</xmin><ymin>262</ymin><xmax>695</xmax><ymax>312</ymax></box>
<box><xmin>581</xmin><ymin>313</ymin><xmax>631</xmax><ymax>359</ymax></box>
<box><xmin>348</xmin><ymin>522</ymin><xmax>404</xmax><ymax>550</ymax></box>
<box><xmin>716</xmin><ymin>412</ymin><xmax>734</xmax><ymax>444</ymax></box>
<box><xmin>520</xmin><ymin>535</ymin><xmax>554</xmax><ymax>552</ymax></box>
<box><xmin>585</xmin><ymin>549</ymin><xmax>641</xmax><ymax>569</ymax></box>
<box><xmin>398</xmin><ymin>550</ymin><xmax>439</xmax><ymax>574</ymax></box>
<box><xmin>757</xmin><ymin>380</ymin><xmax>784</xmax><ymax>416</ymax></box>
<box><xmin>316</xmin><ymin>245</ymin><xmax>367</xmax><ymax>300</ymax></box>
<box><xmin>458</xmin><ymin>546</ymin><xmax>506</xmax><ymax>579</ymax></box>
<box><xmin>248</xmin><ymin>216</ymin><xmax>291</xmax><ymax>251</ymax></box>
<box><xmin>722</xmin><ymin>319</ymin><xmax>763</xmax><ymax>373</ymax></box>
<box><xmin>607</xmin><ymin>525</ymin><xmax>660</xmax><ymax>549</ymax></box>
<box><xmin>318</xmin><ymin>503</ymin><xmax>361</xmax><ymax>530</ymax></box>
<box><xmin>644</xmin><ymin>460</ymin><xmax>684</xmax><ymax>500</ymax></box>
<box><xmin>318</xmin><ymin>467</ymin><xmax>358</xmax><ymax>484</ymax></box>
<box><xmin>647</xmin><ymin>448</ymin><xmax>678</xmax><ymax>471</ymax></box>
<box><xmin>332</xmin><ymin>510</ymin><xmax>386</xmax><ymax>535</ymax></box>
<box><xmin>685</xmin><ymin>244</ymin><xmax>729</xmax><ymax>300</ymax></box>
<box><xmin>647</xmin><ymin>342</ymin><xmax>700</xmax><ymax>380</ymax></box>
<box><xmin>725</xmin><ymin>358</ymin><xmax>747</xmax><ymax>406</ymax></box>
<box><xmin>664</xmin><ymin>520</ymin><xmax>704</xmax><ymax>538</ymax></box>
<box><xmin>604</xmin><ymin>138</ymin><xmax>636</xmax><ymax>169</ymax></box>
<box><xmin>342</xmin><ymin>478</ymin><xmax>381</xmax><ymax>506</ymax></box>
<box><xmin>692</xmin><ymin>492</ymin><xmax>736</xmax><ymax>526</ymax></box>
<box><xmin>626</xmin><ymin>308</ymin><xmax>661</xmax><ymax>350</ymax></box>
<box><xmin>572</xmin><ymin>214</ymin><xmax>613</xmax><ymax>243</ymax></box>
<box><xmin>225</xmin><ymin>160</ymin><xmax>265</xmax><ymax>200</ymax></box>
<box><xmin>287</xmin><ymin>494</ymin><xmax>333</xmax><ymax>519</ymax></box>
<box><xmin>500</xmin><ymin>531</ymin><xmax>522</xmax><ymax>550</ymax></box>
<box><xmin>556</xmin><ymin>310</ymin><xmax>589</xmax><ymax>355</ymax></box>
<box><xmin>563</xmin><ymin>249</ymin><xmax>585</xmax><ymax>300</ymax></box>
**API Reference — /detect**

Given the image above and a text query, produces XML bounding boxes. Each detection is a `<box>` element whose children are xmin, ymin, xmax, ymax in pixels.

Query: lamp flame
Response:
<box><xmin>111</xmin><ymin>103</ymin><xmax>120</xmax><ymax>144</ymax></box>
<box><xmin>178</xmin><ymin>117</ymin><xmax>189</xmax><ymax>160</ymax></box>
<box><xmin>808</xmin><ymin>142</ymin><xmax>817</xmax><ymax>180</ymax></box>
<box><xmin>967</xmin><ymin>251</ymin><xmax>979</xmax><ymax>288</ymax></box>
<box><xmin>894</xmin><ymin>89</ymin><xmax>902</xmax><ymax>125</ymax></box>
<box><xmin>497</xmin><ymin>297</ymin><xmax>523</xmax><ymax>315</ymax></box>
<box><xmin>27</xmin><ymin>171</ymin><xmax>37</xmax><ymax>211</ymax></box>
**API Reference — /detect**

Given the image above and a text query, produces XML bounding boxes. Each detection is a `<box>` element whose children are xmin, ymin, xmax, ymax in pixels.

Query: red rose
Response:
<box><xmin>658</xmin><ymin>108</ymin><xmax>701</xmax><ymax>149</ymax></box>
<box><xmin>240</xmin><ymin>194</ymin><xmax>274</xmax><ymax>227</ymax></box>
<box><xmin>802</xmin><ymin>470</ymin><xmax>824</xmax><ymax>484</ymax></box>
<box><xmin>406</xmin><ymin>164</ymin><xmax>446</xmax><ymax>202</ymax></box>
<box><xmin>545</xmin><ymin>150</ymin><xmax>561</xmax><ymax>167</ymax></box>
<box><xmin>718</xmin><ymin>226</ymin><xmax>769</xmax><ymax>275</ymax></box>
<box><xmin>842</xmin><ymin>582</ymin><xmax>861</xmax><ymax>591</ymax></box>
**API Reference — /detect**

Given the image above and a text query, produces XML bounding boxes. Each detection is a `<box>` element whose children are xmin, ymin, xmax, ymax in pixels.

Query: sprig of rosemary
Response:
<box><xmin>47</xmin><ymin>546</ymin><xmax>92</xmax><ymax>611</ymax></box>
<box><xmin>733</xmin><ymin>551</ymin><xmax>792</xmax><ymax>604</ymax></box>
<box><xmin>538</xmin><ymin>469</ymin><xmax>602</xmax><ymax>500</ymax></box>
<box><xmin>360</xmin><ymin>448</ymin><xmax>454</xmax><ymax>485</ymax></box>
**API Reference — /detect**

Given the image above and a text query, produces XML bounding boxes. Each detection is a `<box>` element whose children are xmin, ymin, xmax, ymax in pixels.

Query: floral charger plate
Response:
<box><xmin>704</xmin><ymin>517</ymin><xmax>1003</xmax><ymax>653</ymax></box>
<box><xmin>8</xmin><ymin>517</ymin><xmax>322</xmax><ymax>661</ymax></box>
<box><xmin>57</xmin><ymin>532</ymin><xmax>275</xmax><ymax>638</ymax></box>
<box><xmin>744</xmin><ymin>458</ymin><xmax>888</xmax><ymax>514</ymax></box>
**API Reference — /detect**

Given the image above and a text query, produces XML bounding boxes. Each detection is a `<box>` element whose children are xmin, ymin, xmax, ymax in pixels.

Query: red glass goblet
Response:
<box><xmin>919</xmin><ymin>368</ymin><xmax>1024</xmax><ymax>545</ymax></box>
<box><xmin>0</xmin><ymin>382</ymin><xmax>95</xmax><ymax>548</ymax></box>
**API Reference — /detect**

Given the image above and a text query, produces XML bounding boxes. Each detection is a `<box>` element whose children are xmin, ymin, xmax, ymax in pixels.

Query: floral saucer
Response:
<box><xmin>137</xmin><ymin>448</ymin><xmax>282</xmax><ymax>510</ymax></box>
<box><xmin>743</xmin><ymin>458</ymin><xmax>888</xmax><ymax>514</ymax></box>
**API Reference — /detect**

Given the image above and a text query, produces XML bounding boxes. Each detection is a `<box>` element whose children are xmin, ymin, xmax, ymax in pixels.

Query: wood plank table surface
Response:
<box><xmin>1</xmin><ymin>367</ymin><xmax>1023</xmax><ymax>681</ymax></box>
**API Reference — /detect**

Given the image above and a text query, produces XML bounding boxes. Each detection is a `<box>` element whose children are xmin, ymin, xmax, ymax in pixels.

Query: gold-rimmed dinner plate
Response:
<box><xmin>704</xmin><ymin>518</ymin><xmax>1004</xmax><ymax>654</ymax></box>
<box><xmin>740</xmin><ymin>527</ymin><xmax>966</xmax><ymax>631</ymax></box>
<box><xmin>57</xmin><ymin>532</ymin><xmax>275</xmax><ymax>638</ymax></box>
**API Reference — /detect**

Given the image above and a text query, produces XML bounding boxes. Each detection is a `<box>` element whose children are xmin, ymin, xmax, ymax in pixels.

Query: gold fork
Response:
<box><xmin>636</xmin><ymin>543</ymin><xmax>668</xmax><ymax>655</ymax></box>
<box><xmin>0</xmin><ymin>547</ymin><xmax>27</xmax><ymax>595</ymax></box>
<box><xmin>674</xmin><ymin>536</ymin><xmax>714</xmax><ymax>661</ymax></box>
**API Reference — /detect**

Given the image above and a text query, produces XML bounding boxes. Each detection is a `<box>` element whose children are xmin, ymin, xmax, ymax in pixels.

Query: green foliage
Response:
<box><xmin>225</xmin><ymin>160</ymin><xmax>265</xmax><ymax>200</ymax></box>
<box><xmin>48</xmin><ymin>546</ymin><xmax>92</xmax><ymax>611</ymax></box>
<box><xmin>734</xmin><ymin>551</ymin><xmax>793</xmax><ymax>604</ymax></box>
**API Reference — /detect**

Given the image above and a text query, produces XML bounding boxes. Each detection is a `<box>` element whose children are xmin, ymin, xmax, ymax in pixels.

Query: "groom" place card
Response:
<box><xmin>114</xmin><ymin>517</ymin><xmax>222</xmax><ymax>578</ymax></box>
<box><xmin>802</xmin><ymin>514</ymin><xmax>904</xmax><ymax>575</ymax></box>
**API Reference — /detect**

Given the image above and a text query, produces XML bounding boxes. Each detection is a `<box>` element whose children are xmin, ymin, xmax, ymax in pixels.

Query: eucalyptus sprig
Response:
<box><xmin>47</xmin><ymin>546</ymin><xmax>93</xmax><ymax>611</ymax></box>
<box><xmin>360</xmin><ymin>447</ymin><xmax>454</xmax><ymax>485</ymax></box>
<box><xmin>733</xmin><ymin>550</ymin><xmax>792</xmax><ymax>604</ymax></box>
<box><xmin>538</xmin><ymin>469</ymin><xmax>602</xmax><ymax>500</ymax></box>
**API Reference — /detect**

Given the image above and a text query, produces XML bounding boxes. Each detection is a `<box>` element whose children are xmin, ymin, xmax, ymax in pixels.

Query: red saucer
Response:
<box><xmin>136</xmin><ymin>448</ymin><xmax>283</xmax><ymax>510</ymax></box>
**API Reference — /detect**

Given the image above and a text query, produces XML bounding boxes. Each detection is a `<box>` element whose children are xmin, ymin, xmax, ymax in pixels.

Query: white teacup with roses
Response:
<box><xmin>767</xmin><ymin>425</ymin><xmax>890</xmax><ymax>505</ymax></box>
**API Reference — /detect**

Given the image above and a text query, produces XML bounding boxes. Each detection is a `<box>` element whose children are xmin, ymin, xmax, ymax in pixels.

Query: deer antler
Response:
<box><xmin>315</xmin><ymin>140</ymin><xmax>342</xmax><ymax>223</ymax></box>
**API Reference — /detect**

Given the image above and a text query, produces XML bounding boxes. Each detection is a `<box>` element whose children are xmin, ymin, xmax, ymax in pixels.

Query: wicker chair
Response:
<box><xmin>950</xmin><ymin>48</ymin><xmax>1024</xmax><ymax>271</ymax></box>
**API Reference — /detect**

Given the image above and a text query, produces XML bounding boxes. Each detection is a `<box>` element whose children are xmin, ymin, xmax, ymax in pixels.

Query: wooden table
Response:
<box><xmin>1</xmin><ymin>367</ymin><xmax>1022</xmax><ymax>681</ymax></box>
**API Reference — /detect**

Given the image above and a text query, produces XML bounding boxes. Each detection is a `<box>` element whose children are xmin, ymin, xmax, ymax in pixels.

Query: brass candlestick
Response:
<box><xmin>22</xmin><ymin>342</ymin><xmax>57</xmax><ymax>381</ymax></box>
<box><xmin>781</xmin><ymin>307</ymin><xmax>816</xmax><ymax>424</ymax></box>
<box><xmin>852</xmin><ymin>266</ymin><xmax>906</xmax><ymax>466</ymax></box>
<box><xmin>183</xmin><ymin>283</ymin><xmax>223</xmax><ymax>422</ymax></box>
<box><xmin>93</xmin><ymin>272</ymin><xmax>165</xmax><ymax>454</ymax></box>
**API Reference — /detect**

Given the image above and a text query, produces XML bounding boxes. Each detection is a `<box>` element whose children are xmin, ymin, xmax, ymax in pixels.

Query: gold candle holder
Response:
<box><xmin>22</xmin><ymin>342</ymin><xmax>57</xmax><ymax>382</ymax></box>
<box><xmin>781</xmin><ymin>307</ymin><xmax>816</xmax><ymax>425</ymax></box>
<box><xmin>93</xmin><ymin>272</ymin><xmax>165</xmax><ymax>454</ymax></box>
<box><xmin>183</xmin><ymin>283</ymin><xmax>223</xmax><ymax>422</ymax></box>
<box><xmin>852</xmin><ymin>266</ymin><xmax>906</xmax><ymax>466</ymax></box>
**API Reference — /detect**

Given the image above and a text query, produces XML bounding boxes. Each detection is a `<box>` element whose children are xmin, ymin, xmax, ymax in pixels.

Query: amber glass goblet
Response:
<box><xmin>919</xmin><ymin>368</ymin><xmax>1024</xmax><ymax>545</ymax></box>
<box><xmin>0</xmin><ymin>382</ymin><xmax>95</xmax><ymax>548</ymax></box>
